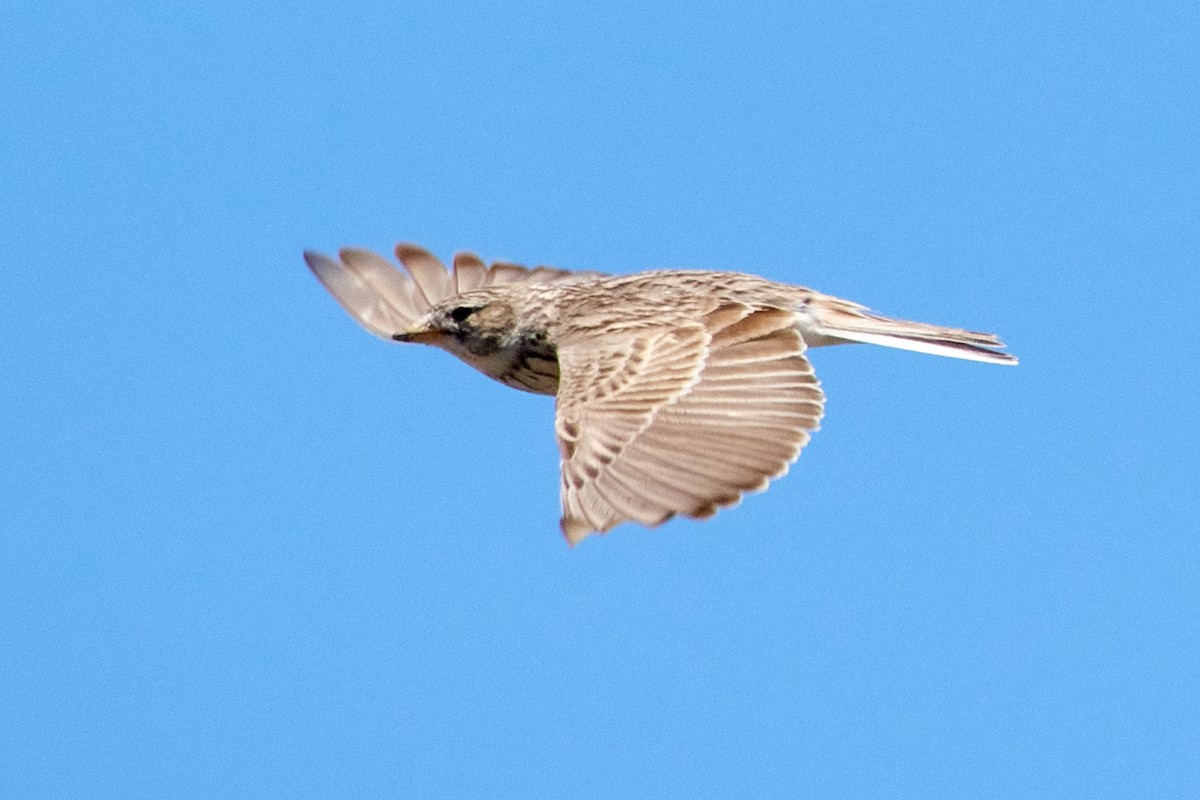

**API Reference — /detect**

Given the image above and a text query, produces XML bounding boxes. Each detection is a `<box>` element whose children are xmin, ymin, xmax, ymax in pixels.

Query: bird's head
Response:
<box><xmin>392</xmin><ymin>290</ymin><xmax>531</xmax><ymax>355</ymax></box>
<box><xmin>392</xmin><ymin>287</ymin><xmax>560</xmax><ymax>394</ymax></box>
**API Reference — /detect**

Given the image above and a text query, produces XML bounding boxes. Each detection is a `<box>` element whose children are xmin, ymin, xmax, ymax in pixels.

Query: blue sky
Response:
<box><xmin>3</xmin><ymin>1</ymin><xmax>1197</xmax><ymax>797</ymax></box>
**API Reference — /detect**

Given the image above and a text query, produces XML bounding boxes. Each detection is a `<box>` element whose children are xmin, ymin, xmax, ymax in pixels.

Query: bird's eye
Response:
<box><xmin>449</xmin><ymin>306</ymin><xmax>479</xmax><ymax>323</ymax></box>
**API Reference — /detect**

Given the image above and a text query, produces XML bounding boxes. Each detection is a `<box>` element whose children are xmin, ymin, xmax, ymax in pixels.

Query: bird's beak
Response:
<box><xmin>392</xmin><ymin>327</ymin><xmax>445</xmax><ymax>345</ymax></box>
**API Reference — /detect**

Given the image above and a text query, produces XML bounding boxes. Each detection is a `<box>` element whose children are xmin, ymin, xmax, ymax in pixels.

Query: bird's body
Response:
<box><xmin>305</xmin><ymin>243</ymin><xmax>1015</xmax><ymax>543</ymax></box>
<box><xmin>410</xmin><ymin>272</ymin><xmax>811</xmax><ymax>395</ymax></box>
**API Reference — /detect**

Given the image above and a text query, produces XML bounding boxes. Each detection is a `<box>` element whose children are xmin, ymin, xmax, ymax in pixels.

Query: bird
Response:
<box><xmin>304</xmin><ymin>242</ymin><xmax>1016</xmax><ymax>544</ymax></box>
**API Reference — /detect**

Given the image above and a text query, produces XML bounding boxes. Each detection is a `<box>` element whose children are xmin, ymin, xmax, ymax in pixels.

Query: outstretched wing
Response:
<box><xmin>555</xmin><ymin>305</ymin><xmax>826</xmax><ymax>543</ymax></box>
<box><xmin>303</xmin><ymin>243</ymin><xmax>603</xmax><ymax>339</ymax></box>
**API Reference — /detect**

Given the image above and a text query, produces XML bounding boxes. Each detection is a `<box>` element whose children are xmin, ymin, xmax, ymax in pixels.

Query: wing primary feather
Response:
<box><xmin>395</xmin><ymin>242</ymin><xmax>453</xmax><ymax>307</ymax></box>
<box><xmin>305</xmin><ymin>249</ymin><xmax>422</xmax><ymax>338</ymax></box>
<box><xmin>452</xmin><ymin>251</ymin><xmax>489</xmax><ymax>293</ymax></box>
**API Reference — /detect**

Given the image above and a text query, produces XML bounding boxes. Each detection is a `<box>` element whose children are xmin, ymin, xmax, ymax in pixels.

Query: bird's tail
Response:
<box><xmin>801</xmin><ymin>293</ymin><xmax>1017</xmax><ymax>365</ymax></box>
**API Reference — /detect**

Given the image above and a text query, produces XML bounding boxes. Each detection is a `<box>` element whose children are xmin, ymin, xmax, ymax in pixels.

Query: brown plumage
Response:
<box><xmin>305</xmin><ymin>242</ymin><xmax>1016</xmax><ymax>544</ymax></box>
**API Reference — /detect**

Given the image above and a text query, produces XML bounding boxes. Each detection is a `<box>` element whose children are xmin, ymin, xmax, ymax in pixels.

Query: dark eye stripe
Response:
<box><xmin>449</xmin><ymin>306</ymin><xmax>478</xmax><ymax>323</ymax></box>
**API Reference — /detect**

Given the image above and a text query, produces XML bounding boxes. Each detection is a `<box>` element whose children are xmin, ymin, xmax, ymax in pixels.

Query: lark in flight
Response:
<box><xmin>305</xmin><ymin>243</ymin><xmax>1015</xmax><ymax>544</ymax></box>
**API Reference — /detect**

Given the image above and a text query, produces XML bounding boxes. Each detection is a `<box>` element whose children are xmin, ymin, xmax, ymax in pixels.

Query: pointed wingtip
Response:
<box><xmin>560</xmin><ymin>517</ymin><xmax>595</xmax><ymax>547</ymax></box>
<box><xmin>302</xmin><ymin>249</ymin><xmax>343</xmax><ymax>281</ymax></box>
<box><xmin>394</xmin><ymin>242</ymin><xmax>438</xmax><ymax>263</ymax></box>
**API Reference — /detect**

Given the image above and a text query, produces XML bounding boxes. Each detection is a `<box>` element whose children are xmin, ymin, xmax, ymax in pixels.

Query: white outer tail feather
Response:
<box><xmin>819</xmin><ymin>329</ymin><xmax>1018</xmax><ymax>364</ymax></box>
<box><xmin>800</xmin><ymin>295</ymin><xmax>1018</xmax><ymax>365</ymax></box>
